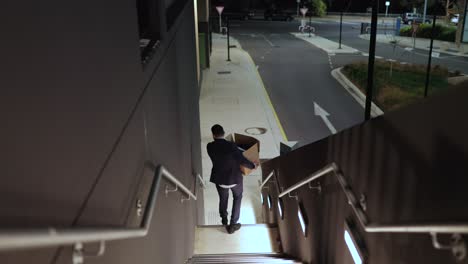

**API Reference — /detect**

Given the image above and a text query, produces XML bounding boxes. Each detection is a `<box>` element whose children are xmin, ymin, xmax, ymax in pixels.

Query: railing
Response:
<box><xmin>0</xmin><ymin>163</ymin><xmax>200</xmax><ymax>264</ymax></box>
<box><xmin>197</xmin><ymin>173</ymin><xmax>206</xmax><ymax>189</ymax></box>
<box><xmin>266</xmin><ymin>162</ymin><xmax>468</xmax><ymax>260</ymax></box>
<box><xmin>259</xmin><ymin>171</ymin><xmax>275</xmax><ymax>190</ymax></box>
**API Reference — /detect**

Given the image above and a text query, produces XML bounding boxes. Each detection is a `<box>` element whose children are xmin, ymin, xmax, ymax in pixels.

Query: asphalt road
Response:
<box><xmin>230</xmin><ymin>20</ymin><xmax>365</xmax><ymax>146</ymax></box>
<box><xmin>229</xmin><ymin>18</ymin><xmax>467</xmax><ymax>146</ymax></box>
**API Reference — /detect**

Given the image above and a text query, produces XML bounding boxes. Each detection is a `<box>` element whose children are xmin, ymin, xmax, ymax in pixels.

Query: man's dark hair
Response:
<box><xmin>211</xmin><ymin>124</ymin><xmax>225</xmax><ymax>137</ymax></box>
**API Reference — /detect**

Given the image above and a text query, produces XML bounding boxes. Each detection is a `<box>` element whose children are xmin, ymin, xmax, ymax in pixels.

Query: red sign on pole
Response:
<box><xmin>216</xmin><ymin>6</ymin><xmax>224</xmax><ymax>15</ymax></box>
<box><xmin>300</xmin><ymin>8</ymin><xmax>308</xmax><ymax>16</ymax></box>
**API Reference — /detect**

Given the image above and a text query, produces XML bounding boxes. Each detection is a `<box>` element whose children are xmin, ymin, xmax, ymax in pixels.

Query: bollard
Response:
<box><xmin>395</xmin><ymin>17</ymin><xmax>401</xmax><ymax>36</ymax></box>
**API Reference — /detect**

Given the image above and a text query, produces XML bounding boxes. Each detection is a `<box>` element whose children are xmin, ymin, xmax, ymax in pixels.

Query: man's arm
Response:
<box><xmin>207</xmin><ymin>143</ymin><xmax>214</xmax><ymax>161</ymax></box>
<box><xmin>232</xmin><ymin>144</ymin><xmax>255</xmax><ymax>169</ymax></box>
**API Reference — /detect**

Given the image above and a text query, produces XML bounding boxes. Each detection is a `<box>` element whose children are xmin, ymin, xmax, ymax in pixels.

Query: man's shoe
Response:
<box><xmin>221</xmin><ymin>218</ymin><xmax>228</xmax><ymax>226</ymax></box>
<box><xmin>227</xmin><ymin>223</ymin><xmax>241</xmax><ymax>234</ymax></box>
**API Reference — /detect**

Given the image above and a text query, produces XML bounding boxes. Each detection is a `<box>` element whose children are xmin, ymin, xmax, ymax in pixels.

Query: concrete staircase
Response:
<box><xmin>188</xmin><ymin>253</ymin><xmax>302</xmax><ymax>263</ymax></box>
<box><xmin>191</xmin><ymin>225</ymin><xmax>302</xmax><ymax>263</ymax></box>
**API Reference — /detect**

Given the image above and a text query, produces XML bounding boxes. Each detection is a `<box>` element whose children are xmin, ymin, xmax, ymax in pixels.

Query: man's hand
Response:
<box><xmin>253</xmin><ymin>160</ymin><xmax>260</xmax><ymax>169</ymax></box>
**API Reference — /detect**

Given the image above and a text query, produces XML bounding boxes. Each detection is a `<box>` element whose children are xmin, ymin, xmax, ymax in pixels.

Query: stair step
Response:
<box><xmin>191</xmin><ymin>259</ymin><xmax>300</xmax><ymax>264</ymax></box>
<box><xmin>194</xmin><ymin>225</ymin><xmax>280</xmax><ymax>255</ymax></box>
<box><xmin>190</xmin><ymin>253</ymin><xmax>302</xmax><ymax>264</ymax></box>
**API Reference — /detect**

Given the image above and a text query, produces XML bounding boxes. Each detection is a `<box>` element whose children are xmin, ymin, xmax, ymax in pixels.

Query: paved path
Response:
<box><xmin>199</xmin><ymin>33</ymin><xmax>284</xmax><ymax>225</ymax></box>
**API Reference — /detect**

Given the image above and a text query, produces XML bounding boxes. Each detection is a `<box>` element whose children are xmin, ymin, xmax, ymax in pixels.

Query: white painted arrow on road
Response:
<box><xmin>314</xmin><ymin>102</ymin><xmax>337</xmax><ymax>134</ymax></box>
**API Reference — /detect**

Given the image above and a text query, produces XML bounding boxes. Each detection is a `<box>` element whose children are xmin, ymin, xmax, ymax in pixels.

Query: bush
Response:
<box><xmin>342</xmin><ymin>61</ymin><xmax>450</xmax><ymax>111</ymax></box>
<box><xmin>311</xmin><ymin>0</ymin><xmax>327</xmax><ymax>17</ymax></box>
<box><xmin>399</xmin><ymin>24</ymin><xmax>457</xmax><ymax>42</ymax></box>
<box><xmin>399</xmin><ymin>26</ymin><xmax>412</xmax><ymax>37</ymax></box>
<box><xmin>416</xmin><ymin>23</ymin><xmax>444</xmax><ymax>39</ymax></box>
<box><xmin>438</xmin><ymin>26</ymin><xmax>456</xmax><ymax>42</ymax></box>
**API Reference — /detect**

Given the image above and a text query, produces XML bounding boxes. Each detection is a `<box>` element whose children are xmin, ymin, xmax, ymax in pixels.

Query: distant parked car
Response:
<box><xmin>451</xmin><ymin>14</ymin><xmax>460</xmax><ymax>25</ymax></box>
<box><xmin>264</xmin><ymin>8</ymin><xmax>294</xmax><ymax>21</ymax></box>
<box><xmin>402</xmin><ymin>13</ymin><xmax>431</xmax><ymax>24</ymax></box>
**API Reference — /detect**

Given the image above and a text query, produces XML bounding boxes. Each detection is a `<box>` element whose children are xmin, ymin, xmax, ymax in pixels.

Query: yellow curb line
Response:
<box><xmin>245</xmin><ymin>53</ymin><xmax>288</xmax><ymax>142</ymax></box>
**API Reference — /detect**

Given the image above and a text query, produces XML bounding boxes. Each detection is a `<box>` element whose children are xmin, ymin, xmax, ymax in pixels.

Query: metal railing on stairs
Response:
<box><xmin>0</xmin><ymin>163</ymin><xmax>202</xmax><ymax>264</ymax></box>
<box><xmin>260</xmin><ymin>162</ymin><xmax>468</xmax><ymax>262</ymax></box>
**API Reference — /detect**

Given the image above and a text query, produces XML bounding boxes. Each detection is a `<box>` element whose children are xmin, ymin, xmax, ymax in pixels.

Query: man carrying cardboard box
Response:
<box><xmin>207</xmin><ymin>124</ymin><xmax>258</xmax><ymax>234</ymax></box>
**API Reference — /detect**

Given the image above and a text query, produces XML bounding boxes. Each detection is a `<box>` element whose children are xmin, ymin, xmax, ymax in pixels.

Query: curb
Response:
<box><xmin>331</xmin><ymin>67</ymin><xmax>384</xmax><ymax>117</ymax></box>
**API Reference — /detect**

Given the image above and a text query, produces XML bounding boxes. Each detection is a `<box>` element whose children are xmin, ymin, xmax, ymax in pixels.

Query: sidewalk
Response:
<box><xmin>295</xmin><ymin>15</ymin><xmax>396</xmax><ymax>24</ymax></box>
<box><xmin>360</xmin><ymin>34</ymin><xmax>468</xmax><ymax>57</ymax></box>
<box><xmin>291</xmin><ymin>32</ymin><xmax>360</xmax><ymax>54</ymax></box>
<box><xmin>199</xmin><ymin>34</ymin><xmax>285</xmax><ymax>225</ymax></box>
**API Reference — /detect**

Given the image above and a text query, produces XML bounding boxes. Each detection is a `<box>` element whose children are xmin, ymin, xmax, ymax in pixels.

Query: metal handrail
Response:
<box><xmin>162</xmin><ymin>166</ymin><xmax>197</xmax><ymax>201</ymax></box>
<box><xmin>277</xmin><ymin>162</ymin><xmax>468</xmax><ymax>234</ymax></box>
<box><xmin>197</xmin><ymin>174</ymin><xmax>206</xmax><ymax>189</ymax></box>
<box><xmin>0</xmin><ymin>163</ymin><xmax>199</xmax><ymax>255</ymax></box>
<box><xmin>278</xmin><ymin>165</ymin><xmax>335</xmax><ymax>198</ymax></box>
<box><xmin>259</xmin><ymin>171</ymin><xmax>275</xmax><ymax>189</ymax></box>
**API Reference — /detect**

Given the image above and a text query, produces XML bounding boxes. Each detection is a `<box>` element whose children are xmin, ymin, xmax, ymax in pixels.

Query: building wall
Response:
<box><xmin>0</xmin><ymin>0</ymin><xmax>201</xmax><ymax>263</ymax></box>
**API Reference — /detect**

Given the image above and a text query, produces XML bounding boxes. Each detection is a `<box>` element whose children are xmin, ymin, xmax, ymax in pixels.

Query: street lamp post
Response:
<box><xmin>227</xmin><ymin>17</ymin><xmax>231</xmax><ymax>62</ymax></box>
<box><xmin>385</xmin><ymin>1</ymin><xmax>390</xmax><ymax>17</ymax></box>
<box><xmin>365</xmin><ymin>0</ymin><xmax>379</xmax><ymax>121</ymax></box>
<box><xmin>309</xmin><ymin>14</ymin><xmax>312</xmax><ymax>38</ymax></box>
<box><xmin>424</xmin><ymin>14</ymin><xmax>437</xmax><ymax>97</ymax></box>
<box><xmin>423</xmin><ymin>0</ymin><xmax>428</xmax><ymax>23</ymax></box>
<box><xmin>297</xmin><ymin>0</ymin><xmax>300</xmax><ymax>17</ymax></box>
<box><xmin>339</xmin><ymin>11</ymin><xmax>343</xmax><ymax>49</ymax></box>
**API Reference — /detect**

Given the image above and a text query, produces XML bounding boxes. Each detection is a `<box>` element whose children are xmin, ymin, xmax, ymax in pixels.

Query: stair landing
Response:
<box><xmin>194</xmin><ymin>224</ymin><xmax>280</xmax><ymax>255</ymax></box>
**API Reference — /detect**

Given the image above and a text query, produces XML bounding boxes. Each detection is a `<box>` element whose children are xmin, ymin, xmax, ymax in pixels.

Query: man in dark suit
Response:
<box><xmin>207</xmin><ymin>124</ymin><xmax>257</xmax><ymax>234</ymax></box>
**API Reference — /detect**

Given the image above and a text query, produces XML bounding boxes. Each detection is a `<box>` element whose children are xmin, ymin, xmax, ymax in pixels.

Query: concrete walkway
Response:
<box><xmin>199</xmin><ymin>34</ymin><xmax>284</xmax><ymax>225</ymax></box>
<box><xmin>360</xmin><ymin>34</ymin><xmax>468</xmax><ymax>57</ymax></box>
<box><xmin>291</xmin><ymin>32</ymin><xmax>360</xmax><ymax>54</ymax></box>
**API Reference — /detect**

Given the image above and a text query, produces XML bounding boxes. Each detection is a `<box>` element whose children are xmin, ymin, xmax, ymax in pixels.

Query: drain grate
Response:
<box><xmin>217</xmin><ymin>71</ymin><xmax>231</xmax><ymax>75</ymax></box>
<box><xmin>245</xmin><ymin>127</ymin><xmax>268</xmax><ymax>135</ymax></box>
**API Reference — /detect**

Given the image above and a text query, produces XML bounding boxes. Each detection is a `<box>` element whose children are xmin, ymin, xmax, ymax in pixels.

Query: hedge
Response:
<box><xmin>399</xmin><ymin>24</ymin><xmax>457</xmax><ymax>42</ymax></box>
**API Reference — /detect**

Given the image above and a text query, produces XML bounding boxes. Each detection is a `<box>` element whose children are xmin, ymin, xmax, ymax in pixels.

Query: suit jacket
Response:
<box><xmin>207</xmin><ymin>138</ymin><xmax>255</xmax><ymax>185</ymax></box>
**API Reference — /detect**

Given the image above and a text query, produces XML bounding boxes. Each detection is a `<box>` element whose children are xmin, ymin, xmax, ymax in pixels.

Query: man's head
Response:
<box><xmin>211</xmin><ymin>124</ymin><xmax>225</xmax><ymax>138</ymax></box>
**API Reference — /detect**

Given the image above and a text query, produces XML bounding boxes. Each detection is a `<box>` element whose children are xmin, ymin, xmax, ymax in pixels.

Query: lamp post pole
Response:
<box><xmin>365</xmin><ymin>0</ymin><xmax>379</xmax><ymax>121</ymax></box>
<box><xmin>227</xmin><ymin>17</ymin><xmax>231</xmax><ymax>62</ymax></box>
<box><xmin>424</xmin><ymin>14</ymin><xmax>437</xmax><ymax>97</ymax></box>
<box><xmin>423</xmin><ymin>0</ymin><xmax>428</xmax><ymax>23</ymax></box>
<box><xmin>339</xmin><ymin>11</ymin><xmax>343</xmax><ymax>49</ymax></box>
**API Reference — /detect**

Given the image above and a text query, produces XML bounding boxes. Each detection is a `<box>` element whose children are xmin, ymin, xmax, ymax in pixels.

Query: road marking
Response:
<box><xmin>314</xmin><ymin>102</ymin><xmax>337</xmax><ymax>134</ymax></box>
<box><xmin>245</xmin><ymin>53</ymin><xmax>288</xmax><ymax>141</ymax></box>
<box><xmin>376</xmin><ymin>56</ymin><xmax>384</xmax><ymax>59</ymax></box>
<box><xmin>261</xmin><ymin>34</ymin><xmax>275</xmax><ymax>47</ymax></box>
<box><xmin>342</xmin><ymin>22</ymin><xmax>360</xmax><ymax>25</ymax></box>
<box><xmin>362</xmin><ymin>53</ymin><xmax>369</xmax><ymax>57</ymax></box>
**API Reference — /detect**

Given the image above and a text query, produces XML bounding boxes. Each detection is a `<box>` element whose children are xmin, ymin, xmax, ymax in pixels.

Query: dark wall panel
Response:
<box><xmin>0</xmin><ymin>0</ymin><xmax>201</xmax><ymax>263</ymax></box>
<box><xmin>1</xmin><ymin>0</ymin><xmax>144</xmax><ymax>228</ymax></box>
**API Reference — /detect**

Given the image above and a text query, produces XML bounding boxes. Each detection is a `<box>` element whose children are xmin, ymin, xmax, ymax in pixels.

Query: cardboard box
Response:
<box><xmin>226</xmin><ymin>133</ymin><xmax>260</xmax><ymax>176</ymax></box>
